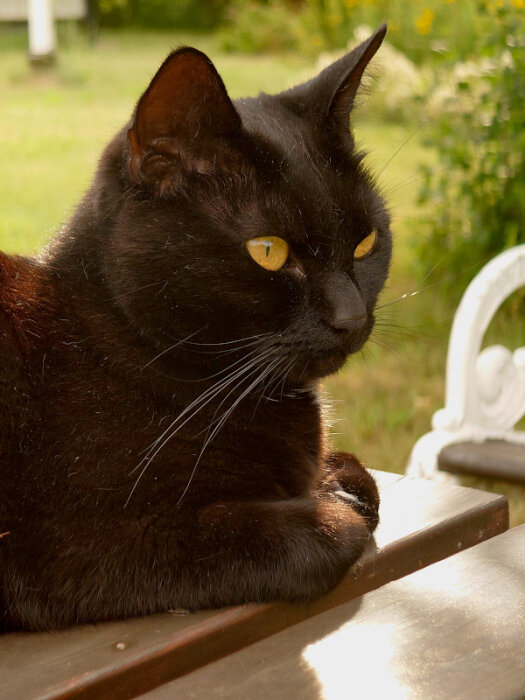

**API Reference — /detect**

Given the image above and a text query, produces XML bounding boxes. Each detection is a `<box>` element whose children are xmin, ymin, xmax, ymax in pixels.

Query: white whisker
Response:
<box><xmin>123</xmin><ymin>345</ymin><xmax>280</xmax><ymax>508</ymax></box>
<box><xmin>176</xmin><ymin>356</ymin><xmax>284</xmax><ymax>506</ymax></box>
<box><xmin>141</xmin><ymin>326</ymin><xmax>206</xmax><ymax>370</ymax></box>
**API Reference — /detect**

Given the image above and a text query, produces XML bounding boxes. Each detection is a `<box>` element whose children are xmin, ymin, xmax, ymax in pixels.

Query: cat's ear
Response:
<box><xmin>284</xmin><ymin>25</ymin><xmax>387</xmax><ymax>131</ymax></box>
<box><xmin>128</xmin><ymin>48</ymin><xmax>243</xmax><ymax>184</ymax></box>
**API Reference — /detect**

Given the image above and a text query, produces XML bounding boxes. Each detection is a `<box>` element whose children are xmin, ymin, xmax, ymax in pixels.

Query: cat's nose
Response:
<box><xmin>321</xmin><ymin>272</ymin><xmax>367</xmax><ymax>333</ymax></box>
<box><xmin>329</xmin><ymin>313</ymin><xmax>367</xmax><ymax>333</ymax></box>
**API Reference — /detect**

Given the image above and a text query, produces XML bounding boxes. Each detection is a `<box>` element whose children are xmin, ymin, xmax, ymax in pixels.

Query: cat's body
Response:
<box><xmin>1</xmin><ymin>26</ymin><xmax>391</xmax><ymax>631</ymax></box>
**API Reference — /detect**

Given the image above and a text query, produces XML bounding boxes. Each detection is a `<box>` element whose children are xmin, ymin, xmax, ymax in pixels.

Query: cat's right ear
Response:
<box><xmin>280</xmin><ymin>25</ymin><xmax>386</xmax><ymax>136</ymax></box>
<box><xmin>128</xmin><ymin>48</ymin><xmax>243</xmax><ymax>186</ymax></box>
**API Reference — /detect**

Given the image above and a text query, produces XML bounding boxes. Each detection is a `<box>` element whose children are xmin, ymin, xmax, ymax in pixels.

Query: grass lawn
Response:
<box><xmin>1</xmin><ymin>26</ymin><xmax>524</xmax><ymax>525</ymax></box>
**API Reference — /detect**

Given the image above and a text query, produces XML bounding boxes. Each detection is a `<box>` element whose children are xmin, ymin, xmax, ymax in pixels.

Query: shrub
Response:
<box><xmin>216</xmin><ymin>0</ymin><xmax>492</xmax><ymax>62</ymax></box>
<box><xmin>299</xmin><ymin>0</ymin><xmax>500</xmax><ymax>63</ymax></box>
<box><xmin>96</xmin><ymin>0</ymin><xmax>227</xmax><ymax>30</ymax></box>
<box><xmin>217</xmin><ymin>0</ymin><xmax>301</xmax><ymax>53</ymax></box>
<box><xmin>416</xmin><ymin>4</ymin><xmax>525</xmax><ymax>281</ymax></box>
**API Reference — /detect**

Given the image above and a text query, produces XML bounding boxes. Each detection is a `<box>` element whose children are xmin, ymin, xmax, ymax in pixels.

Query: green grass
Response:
<box><xmin>1</xmin><ymin>26</ymin><xmax>524</xmax><ymax>526</ymax></box>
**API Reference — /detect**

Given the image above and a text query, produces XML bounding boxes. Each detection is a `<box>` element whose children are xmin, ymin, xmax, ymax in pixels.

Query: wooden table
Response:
<box><xmin>0</xmin><ymin>472</ymin><xmax>509</xmax><ymax>700</ymax></box>
<box><xmin>153</xmin><ymin>523</ymin><xmax>525</xmax><ymax>700</ymax></box>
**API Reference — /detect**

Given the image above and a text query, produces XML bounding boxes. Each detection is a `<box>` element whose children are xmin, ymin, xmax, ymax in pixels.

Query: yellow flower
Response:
<box><xmin>512</xmin><ymin>0</ymin><xmax>524</xmax><ymax>8</ymax></box>
<box><xmin>415</xmin><ymin>8</ymin><xmax>435</xmax><ymax>35</ymax></box>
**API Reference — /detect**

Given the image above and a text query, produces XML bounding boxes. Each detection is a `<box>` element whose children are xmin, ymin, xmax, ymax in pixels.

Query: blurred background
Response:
<box><xmin>1</xmin><ymin>0</ymin><xmax>524</xmax><ymax>522</ymax></box>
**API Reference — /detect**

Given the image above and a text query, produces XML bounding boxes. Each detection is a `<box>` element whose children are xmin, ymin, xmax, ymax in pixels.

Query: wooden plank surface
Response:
<box><xmin>151</xmin><ymin>524</ymin><xmax>525</xmax><ymax>700</ymax></box>
<box><xmin>439</xmin><ymin>440</ymin><xmax>525</xmax><ymax>482</ymax></box>
<box><xmin>0</xmin><ymin>472</ymin><xmax>508</xmax><ymax>700</ymax></box>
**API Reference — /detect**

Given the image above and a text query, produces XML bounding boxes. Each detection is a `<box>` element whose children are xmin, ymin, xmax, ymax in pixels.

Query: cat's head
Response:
<box><xmin>101</xmin><ymin>25</ymin><xmax>391</xmax><ymax>383</ymax></box>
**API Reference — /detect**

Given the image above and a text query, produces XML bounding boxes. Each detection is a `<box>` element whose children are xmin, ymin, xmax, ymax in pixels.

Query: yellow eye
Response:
<box><xmin>246</xmin><ymin>236</ymin><xmax>289</xmax><ymax>271</ymax></box>
<box><xmin>354</xmin><ymin>230</ymin><xmax>377</xmax><ymax>260</ymax></box>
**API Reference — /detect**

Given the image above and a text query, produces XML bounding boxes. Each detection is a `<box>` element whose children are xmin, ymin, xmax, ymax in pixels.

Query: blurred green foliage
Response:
<box><xmin>217</xmin><ymin>0</ymin><xmax>495</xmax><ymax>61</ymax></box>
<box><xmin>90</xmin><ymin>0</ymin><xmax>510</xmax><ymax>63</ymax></box>
<box><xmin>217</xmin><ymin>0</ymin><xmax>356</xmax><ymax>56</ymax></box>
<box><xmin>96</xmin><ymin>0</ymin><xmax>227</xmax><ymax>29</ymax></box>
<box><xmin>217</xmin><ymin>0</ymin><xmax>301</xmax><ymax>53</ymax></box>
<box><xmin>416</xmin><ymin>4</ymin><xmax>525</xmax><ymax>279</ymax></box>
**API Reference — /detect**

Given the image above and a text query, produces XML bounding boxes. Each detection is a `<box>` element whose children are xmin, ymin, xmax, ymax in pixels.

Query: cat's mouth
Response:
<box><xmin>300</xmin><ymin>349</ymin><xmax>348</xmax><ymax>380</ymax></box>
<box><xmin>281</xmin><ymin>320</ymin><xmax>374</xmax><ymax>382</ymax></box>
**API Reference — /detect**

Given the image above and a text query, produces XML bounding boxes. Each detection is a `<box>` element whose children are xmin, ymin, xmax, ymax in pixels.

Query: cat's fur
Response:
<box><xmin>0</xmin><ymin>26</ymin><xmax>391</xmax><ymax>631</ymax></box>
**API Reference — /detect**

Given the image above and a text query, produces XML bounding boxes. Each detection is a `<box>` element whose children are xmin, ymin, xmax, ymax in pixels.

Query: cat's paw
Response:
<box><xmin>323</xmin><ymin>452</ymin><xmax>380</xmax><ymax>532</ymax></box>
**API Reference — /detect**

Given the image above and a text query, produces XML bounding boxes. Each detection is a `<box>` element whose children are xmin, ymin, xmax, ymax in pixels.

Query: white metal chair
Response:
<box><xmin>406</xmin><ymin>244</ymin><xmax>525</xmax><ymax>482</ymax></box>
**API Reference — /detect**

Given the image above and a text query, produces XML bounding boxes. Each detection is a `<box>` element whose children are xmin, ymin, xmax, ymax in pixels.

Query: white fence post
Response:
<box><xmin>28</xmin><ymin>0</ymin><xmax>56</xmax><ymax>64</ymax></box>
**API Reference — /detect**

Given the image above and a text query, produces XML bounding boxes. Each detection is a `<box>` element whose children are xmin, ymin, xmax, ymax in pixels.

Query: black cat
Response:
<box><xmin>0</xmin><ymin>25</ymin><xmax>391</xmax><ymax>631</ymax></box>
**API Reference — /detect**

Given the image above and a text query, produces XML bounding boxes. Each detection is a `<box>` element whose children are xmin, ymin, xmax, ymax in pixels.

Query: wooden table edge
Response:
<box><xmin>39</xmin><ymin>493</ymin><xmax>509</xmax><ymax>700</ymax></box>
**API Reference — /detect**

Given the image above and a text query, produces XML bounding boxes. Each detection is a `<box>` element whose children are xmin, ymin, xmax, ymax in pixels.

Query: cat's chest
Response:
<box><xmin>25</xmin><ymin>363</ymin><xmax>324</xmax><ymax>501</ymax></box>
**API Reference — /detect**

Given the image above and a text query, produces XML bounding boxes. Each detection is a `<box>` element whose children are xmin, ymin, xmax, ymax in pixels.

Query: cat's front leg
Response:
<box><xmin>321</xmin><ymin>452</ymin><xmax>380</xmax><ymax>532</ymax></box>
<box><xmin>2</xmin><ymin>493</ymin><xmax>371</xmax><ymax>630</ymax></box>
<box><xmin>194</xmin><ymin>493</ymin><xmax>371</xmax><ymax>605</ymax></box>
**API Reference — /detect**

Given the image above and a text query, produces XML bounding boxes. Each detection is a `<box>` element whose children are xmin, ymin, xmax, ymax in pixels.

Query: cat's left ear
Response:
<box><xmin>128</xmin><ymin>48</ymin><xmax>243</xmax><ymax>184</ymax></box>
<box><xmin>284</xmin><ymin>24</ymin><xmax>387</xmax><ymax>131</ymax></box>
